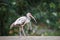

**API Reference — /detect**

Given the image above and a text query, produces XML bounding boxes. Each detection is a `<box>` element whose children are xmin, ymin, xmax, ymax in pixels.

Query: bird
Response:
<box><xmin>10</xmin><ymin>12</ymin><xmax>37</xmax><ymax>36</ymax></box>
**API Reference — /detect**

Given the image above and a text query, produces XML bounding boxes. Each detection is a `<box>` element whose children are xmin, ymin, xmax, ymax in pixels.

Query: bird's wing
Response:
<box><xmin>14</xmin><ymin>16</ymin><xmax>27</xmax><ymax>25</ymax></box>
<box><xmin>16</xmin><ymin>16</ymin><xmax>26</xmax><ymax>21</ymax></box>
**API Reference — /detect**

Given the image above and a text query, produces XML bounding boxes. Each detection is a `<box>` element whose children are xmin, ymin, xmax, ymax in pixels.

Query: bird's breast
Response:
<box><xmin>25</xmin><ymin>19</ymin><xmax>30</xmax><ymax>23</ymax></box>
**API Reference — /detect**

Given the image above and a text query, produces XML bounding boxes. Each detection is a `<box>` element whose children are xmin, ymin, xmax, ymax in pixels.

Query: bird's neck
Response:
<box><xmin>26</xmin><ymin>16</ymin><xmax>31</xmax><ymax>20</ymax></box>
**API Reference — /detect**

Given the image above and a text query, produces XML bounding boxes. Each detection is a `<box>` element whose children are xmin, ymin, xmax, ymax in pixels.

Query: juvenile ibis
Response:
<box><xmin>10</xmin><ymin>12</ymin><xmax>37</xmax><ymax>36</ymax></box>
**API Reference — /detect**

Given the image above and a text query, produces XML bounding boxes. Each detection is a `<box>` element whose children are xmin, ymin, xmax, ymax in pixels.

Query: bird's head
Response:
<box><xmin>27</xmin><ymin>12</ymin><xmax>37</xmax><ymax>23</ymax></box>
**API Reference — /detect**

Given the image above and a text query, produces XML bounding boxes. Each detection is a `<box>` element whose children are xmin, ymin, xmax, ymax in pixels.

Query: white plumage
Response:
<box><xmin>14</xmin><ymin>16</ymin><xmax>28</xmax><ymax>25</ymax></box>
<box><xmin>10</xmin><ymin>12</ymin><xmax>37</xmax><ymax>36</ymax></box>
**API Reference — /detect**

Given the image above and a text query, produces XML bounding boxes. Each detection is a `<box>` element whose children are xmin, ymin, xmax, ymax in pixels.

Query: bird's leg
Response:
<box><xmin>21</xmin><ymin>22</ymin><xmax>27</xmax><ymax>36</ymax></box>
<box><xmin>21</xmin><ymin>25</ymin><xmax>26</xmax><ymax>36</ymax></box>
<box><xmin>19</xmin><ymin>27</ymin><xmax>22</xmax><ymax>36</ymax></box>
<box><xmin>27</xmin><ymin>22</ymin><xmax>32</xmax><ymax>35</ymax></box>
<box><xmin>26</xmin><ymin>23</ymin><xmax>30</xmax><ymax>35</ymax></box>
<box><xmin>21</xmin><ymin>22</ymin><xmax>27</xmax><ymax>27</ymax></box>
<box><xmin>29</xmin><ymin>22</ymin><xmax>32</xmax><ymax>30</ymax></box>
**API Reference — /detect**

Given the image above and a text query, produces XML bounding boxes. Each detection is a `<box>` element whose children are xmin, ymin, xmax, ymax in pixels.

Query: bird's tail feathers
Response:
<box><xmin>10</xmin><ymin>23</ymin><xmax>14</xmax><ymax>29</ymax></box>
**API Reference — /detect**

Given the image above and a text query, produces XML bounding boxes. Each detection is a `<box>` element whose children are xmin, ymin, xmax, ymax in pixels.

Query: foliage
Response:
<box><xmin>0</xmin><ymin>0</ymin><xmax>60</xmax><ymax>36</ymax></box>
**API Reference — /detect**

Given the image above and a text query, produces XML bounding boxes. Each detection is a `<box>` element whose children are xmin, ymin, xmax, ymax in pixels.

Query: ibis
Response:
<box><xmin>10</xmin><ymin>12</ymin><xmax>37</xmax><ymax>36</ymax></box>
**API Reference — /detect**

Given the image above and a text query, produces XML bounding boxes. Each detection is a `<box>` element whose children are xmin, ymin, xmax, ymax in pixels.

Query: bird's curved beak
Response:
<box><xmin>30</xmin><ymin>15</ymin><xmax>37</xmax><ymax>23</ymax></box>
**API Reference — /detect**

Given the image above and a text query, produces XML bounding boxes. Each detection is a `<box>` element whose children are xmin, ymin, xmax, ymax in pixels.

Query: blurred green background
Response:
<box><xmin>0</xmin><ymin>0</ymin><xmax>60</xmax><ymax>36</ymax></box>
